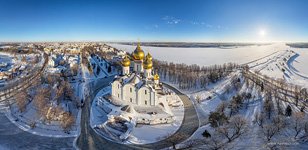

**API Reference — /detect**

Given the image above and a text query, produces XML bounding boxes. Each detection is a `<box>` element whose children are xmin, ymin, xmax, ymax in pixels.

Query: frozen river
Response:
<box><xmin>109</xmin><ymin>43</ymin><xmax>308</xmax><ymax>75</ymax></box>
<box><xmin>109</xmin><ymin>43</ymin><xmax>287</xmax><ymax>66</ymax></box>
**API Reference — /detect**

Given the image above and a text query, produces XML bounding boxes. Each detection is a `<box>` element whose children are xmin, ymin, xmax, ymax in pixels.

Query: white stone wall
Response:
<box><xmin>144</xmin><ymin>69</ymin><xmax>152</xmax><ymax>78</ymax></box>
<box><xmin>138</xmin><ymin>87</ymin><xmax>152</xmax><ymax>106</ymax></box>
<box><xmin>133</xmin><ymin>61</ymin><xmax>143</xmax><ymax>73</ymax></box>
<box><xmin>122</xmin><ymin>66</ymin><xmax>129</xmax><ymax>75</ymax></box>
<box><xmin>112</xmin><ymin>80</ymin><xmax>122</xmax><ymax>99</ymax></box>
<box><xmin>123</xmin><ymin>84</ymin><xmax>137</xmax><ymax>104</ymax></box>
<box><xmin>150</xmin><ymin>91</ymin><xmax>158</xmax><ymax>106</ymax></box>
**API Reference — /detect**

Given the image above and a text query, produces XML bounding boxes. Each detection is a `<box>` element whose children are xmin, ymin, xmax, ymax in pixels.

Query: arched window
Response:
<box><xmin>145</xmin><ymin>90</ymin><xmax>147</xmax><ymax>95</ymax></box>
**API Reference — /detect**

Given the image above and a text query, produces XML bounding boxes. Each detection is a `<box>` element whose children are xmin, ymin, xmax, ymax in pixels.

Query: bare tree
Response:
<box><xmin>71</xmin><ymin>64</ymin><xmax>79</xmax><ymax>76</ymax></box>
<box><xmin>46</xmin><ymin>75</ymin><xmax>54</xmax><ymax>85</ymax></box>
<box><xmin>201</xmin><ymin>133</ymin><xmax>225</xmax><ymax>150</ymax></box>
<box><xmin>15</xmin><ymin>90</ymin><xmax>28</xmax><ymax>112</ymax></box>
<box><xmin>33</xmin><ymin>91</ymin><xmax>48</xmax><ymax>118</ymax></box>
<box><xmin>292</xmin><ymin>112</ymin><xmax>305</xmax><ymax>138</ymax></box>
<box><xmin>61</xmin><ymin>80</ymin><xmax>74</xmax><ymax>100</ymax></box>
<box><xmin>218</xmin><ymin>115</ymin><xmax>247</xmax><ymax>142</ymax></box>
<box><xmin>262</xmin><ymin>123</ymin><xmax>279</xmax><ymax>141</ymax></box>
<box><xmin>55</xmin><ymin>86</ymin><xmax>64</xmax><ymax>102</ymax></box>
<box><xmin>254</xmin><ymin>111</ymin><xmax>265</xmax><ymax>128</ymax></box>
<box><xmin>272</xmin><ymin>115</ymin><xmax>286</xmax><ymax>132</ymax></box>
<box><xmin>263</xmin><ymin>98</ymin><xmax>274</xmax><ymax>119</ymax></box>
<box><xmin>302</xmin><ymin>121</ymin><xmax>308</xmax><ymax>140</ymax></box>
<box><xmin>158</xmin><ymin>133</ymin><xmax>186</xmax><ymax>149</ymax></box>
<box><xmin>216</xmin><ymin>101</ymin><xmax>229</xmax><ymax>114</ymax></box>
<box><xmin>61</xmin><ymin>113</ymin><xmax>75</xmax><ymax>131</ymax></box>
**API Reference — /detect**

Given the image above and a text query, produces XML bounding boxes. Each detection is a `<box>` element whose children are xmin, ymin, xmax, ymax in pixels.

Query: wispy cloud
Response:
<box><xmin>162</xmin><ymin>16</ymin><xmax>181</xmax><ymax>24</ymax></box>
<box><xmin>205</xmin><ymin>24</ymin><xmax>213</xmax><ymax>28</ymax></box>
<box><xmin>190</xmin><ymin>21</ymin><xmax>200</xmax><ymax>25</ymax></box>
<box><xmin>144</xmin><ymin>24</ymin><xmax>159</xmax><ymax>30</ymax></box>
<box><xmin>190</xmin><ymin>20</ymin><xmax>227</xmax><ymax>30</ymax></box>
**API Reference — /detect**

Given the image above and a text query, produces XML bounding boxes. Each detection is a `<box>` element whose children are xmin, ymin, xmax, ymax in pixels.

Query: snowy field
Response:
<box><xmin>248</xmin><ymin>49</ymin><xmax>308</xmax><ymax>88</ymax></box>
<box><xmin>289</xmin><ymin>47</ymin><xmax>308</xmax><ymax>75</ymax></box>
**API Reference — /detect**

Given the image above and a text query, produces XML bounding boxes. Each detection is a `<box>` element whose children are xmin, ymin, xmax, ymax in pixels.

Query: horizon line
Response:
<box><xmin>1</xmin><ymin>40</ymin><xmax>307</xmax><ymax>44</ymax></box>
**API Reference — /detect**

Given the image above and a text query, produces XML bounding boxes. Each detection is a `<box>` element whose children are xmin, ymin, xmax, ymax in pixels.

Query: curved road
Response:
<box><xmin>0</xmin><ymin>113</ymin><xmax>74</xmax><ymax>150</ymax></box>
<box><xmin>76</xmin><ymin>78</ymin><xmax>200</xmax><ymax>150</ymax></box>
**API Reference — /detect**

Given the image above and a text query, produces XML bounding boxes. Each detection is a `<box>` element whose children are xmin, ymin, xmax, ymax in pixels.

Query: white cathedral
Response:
<box><xmin>111</xmin><ymin>43</ymin><xmax>164</xmax><ymax>107</ymax></box>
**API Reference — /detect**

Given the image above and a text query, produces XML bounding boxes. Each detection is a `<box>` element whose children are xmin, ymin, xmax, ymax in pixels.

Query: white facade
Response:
<box><xmin>122</xmin><ymin>66</ymin><xmax>129</xmax><ymax>75</ymax></box>
<box><xmin>48</xmin><ymin>59</ymin><xmax>55</xmax><ymax>67</ymax></box>
<box><xmin>144</xmin><ymin>68</ymin><xmax>152</xmax><ymax>79</ymax></box>
<box><xmin>111</xmin><ymin>44</ymin><xmax>162</xmax><ymax>107</ymax></box>
<box><xmin>133</xmin><ymin>60</ymin><xmax>143</xmax><ymax>73</ymax></box>
<box><xmin>111</xmin><ymin>75</ymin><xmax>159</xmax><ymax>107</ymax></box>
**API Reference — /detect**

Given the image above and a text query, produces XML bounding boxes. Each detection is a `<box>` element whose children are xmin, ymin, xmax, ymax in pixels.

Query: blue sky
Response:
<box><xmin>0</xmin><ymin>0</ymin><xmax>308</xmax><ymax>42</ymax></box>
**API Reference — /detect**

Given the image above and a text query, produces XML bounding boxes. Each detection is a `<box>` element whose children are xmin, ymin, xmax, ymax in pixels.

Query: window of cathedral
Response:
<box><xmin>145</xmin><ymin>100</ymin><xmax>147</xmax><ymax>105</ymax></box>
<box><xmin>130</xmin><ymin>98</ymin><xmax>132</xmax><ymax>102</ymax></box>
<box><xmin>145</xmin><ymin>90</ymin><xmax>147</xmax><ymax>95</ymax></box>
<box><xmin>130</xmin><ymin>88</ymin><xmax>132</xmax><ymax>92</ymax></box>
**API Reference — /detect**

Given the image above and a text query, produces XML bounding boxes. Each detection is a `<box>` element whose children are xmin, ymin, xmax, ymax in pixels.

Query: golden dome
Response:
<box><xmin>121</xmin><ymin>55</ymin><xmax>131</xmax><ymax>67</ymax></box>
<box><xmin>145</xmin><ymin>52</ymin><xmax>152</xmax><ymax>61</ymax></box>
<box><xmin>132</xmin><ymin>43</ymin><xmax>145</xmax><ymax>60</ymax></box>
<box><xmin>143</xmin><ymin>52</ymin><xmax>153</xmax><ymax>69</ymax></box>
<box><xmin>154</xmin><ymin>73</ymin><xmax>160</xmax><ymax>80</ymax></box>
<box><xmin>143</xmin><ymin>59</ymin><xmax>153</xmax><ymax>69</ymax></box>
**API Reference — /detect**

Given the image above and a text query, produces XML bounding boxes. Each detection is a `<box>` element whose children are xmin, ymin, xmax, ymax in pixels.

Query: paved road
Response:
<box><xmin>0</xmin><ymin>113</ymin><xmax>74</xmax><ymax>150</ymax></box>
<box><xmin>76</xmin><ymin>78</ymin><xmax>200</xmax><ymax>150</ymax></box>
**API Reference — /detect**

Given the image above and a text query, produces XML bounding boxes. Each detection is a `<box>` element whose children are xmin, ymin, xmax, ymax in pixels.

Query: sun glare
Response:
<box><xmin>258</xmin><ymin>29</ymin><xmax>266</xmax><ymax>37</ymax></box>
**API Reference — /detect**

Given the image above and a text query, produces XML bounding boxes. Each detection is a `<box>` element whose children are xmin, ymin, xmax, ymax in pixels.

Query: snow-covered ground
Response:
<box><xmin>1</xmin><ymin>53</ymin><xmax>85</xmax><ymax>138</ymax></box>
<box><xmin>128</xmin><ymin>101</ymin><xmax>184</xmax><ymax>144</ymax></box>
<box><xmin>173</xmin><ymin>73</ymin><xmax>308</xmax><ymax>149</ymax></box>
<box><xmin>291</xmin><ymin>47</ymin><xmax>308</xmax><ymax>75</ymax></box>
<box><xmin>248</xmin><ymin>49</ymin><xmax>308</xmax><ymax>88</ymax></box>
<box><xmin>0</xmin><ymin>52</ymin><xmax>41</xmax><ymax>87</ymax></box>
<box><xmin>0</xmin><ymin>52</ymin><xmax>13</xmax><ymax>65</ymax></box>
<box><xmin>4</xmin><ymin>107</ymin><xmax>79</xmax><ymax>138</ymax></box>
